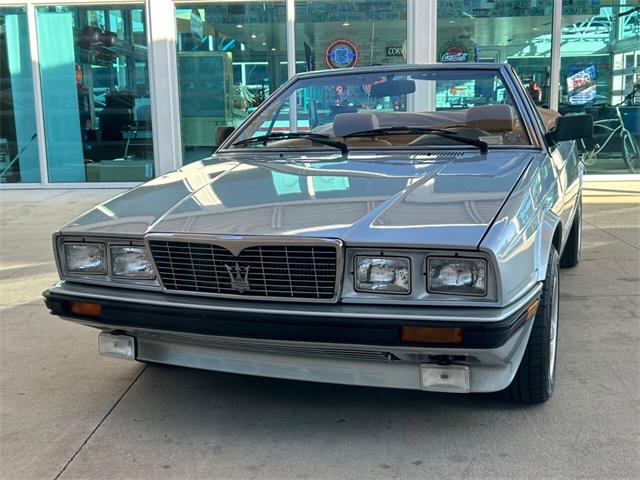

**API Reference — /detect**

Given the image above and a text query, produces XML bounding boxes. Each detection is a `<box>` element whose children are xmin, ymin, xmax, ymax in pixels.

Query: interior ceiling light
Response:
<box><xmin>342</xmin><ymin>22</ymin><xmax>350</xmax><ymax>26</ymax></box>
<box><xmin>262</xmin><ymin>41</ymin><xmax>267</xmax><ymax>46</ymax></box>
<box><xmin>236</xmin><ymin>24</ymin><xmax>243</xmax><ymax>28</ymax></box>
<box><xmin>251</xmin><ymin>33</ymin><xmax>257</xmax><ymax>38</ymax></box>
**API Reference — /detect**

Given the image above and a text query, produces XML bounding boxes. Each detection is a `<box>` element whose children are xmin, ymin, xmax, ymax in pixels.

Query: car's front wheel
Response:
<box><xmin>502</xmin><ymin>247</ymin><xmax>559</xmax><ymax>404</ymax></box>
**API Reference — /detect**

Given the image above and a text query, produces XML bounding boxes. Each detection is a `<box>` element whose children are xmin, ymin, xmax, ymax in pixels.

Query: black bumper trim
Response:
<box><xmin>43</xmin><ymin>288</ymin><xmax>536</xmax><ymax>349</ymax></box>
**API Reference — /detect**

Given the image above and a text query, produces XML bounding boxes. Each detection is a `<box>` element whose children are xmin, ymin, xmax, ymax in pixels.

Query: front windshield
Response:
<box><xmin>228</xmin><ymin>68</ymin><xmax>532</xmax><ymax>150</ymax></box>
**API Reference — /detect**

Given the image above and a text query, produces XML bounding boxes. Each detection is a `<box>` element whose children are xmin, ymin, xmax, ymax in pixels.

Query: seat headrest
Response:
<box><xmin>466</xmin><ymin>105</ymin><xmax>515</xmax><ymax>133</ymax></box>
<box><xmin>332</xmin><ymin>113</ymin><xmax>379</xmax><ymax>137</ymax></box>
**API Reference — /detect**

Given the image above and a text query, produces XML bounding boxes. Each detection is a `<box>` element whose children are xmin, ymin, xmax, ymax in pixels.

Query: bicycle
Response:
<box><xmin>578</xmin><ymin>85</ymin><xmax>640</xmax><ymax>173</ymax></box>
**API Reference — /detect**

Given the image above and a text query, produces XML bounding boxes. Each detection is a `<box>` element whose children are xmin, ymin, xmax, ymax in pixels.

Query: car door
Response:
<box><xmin>507</xmin><ymin>66</ymin><xmax>577</xmax><ymax>242</ymax></box>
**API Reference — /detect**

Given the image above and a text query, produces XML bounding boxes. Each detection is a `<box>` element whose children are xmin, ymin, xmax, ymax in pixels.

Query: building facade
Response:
<box><xmin>1</xmin><ymin>0</ymin><xmax>638</xmax><ymax>188</ymax></box>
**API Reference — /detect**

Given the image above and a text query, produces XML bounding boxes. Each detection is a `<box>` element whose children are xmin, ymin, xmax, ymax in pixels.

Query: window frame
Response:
<box><xmin>220</xmin><ymin>64</ymin><xmax>544</xmax><ymax>153</ymax></box>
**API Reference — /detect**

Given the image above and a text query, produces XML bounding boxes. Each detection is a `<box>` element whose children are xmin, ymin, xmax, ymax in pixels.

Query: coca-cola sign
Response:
<box><xmin>439</xmin><ymin>42</ymin><xmax>470</xmax><ymax>63</ymax></box>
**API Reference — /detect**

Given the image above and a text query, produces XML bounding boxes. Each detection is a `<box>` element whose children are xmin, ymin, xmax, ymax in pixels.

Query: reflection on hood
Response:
<box><xmin>63</xmin><ymin>150</ymin><xmax>538</xmax><ymax>248</ymax></box>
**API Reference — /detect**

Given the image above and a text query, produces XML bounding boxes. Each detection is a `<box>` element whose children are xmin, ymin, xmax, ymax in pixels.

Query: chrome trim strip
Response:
<box><xmin>144</xmin><ymin>233</ymin><xmax>344</xmax><ymax>304</ymax></box>
<box><xmin>81</xmin><ymin>324</ymin><xmax>399</xmax><ymax>363</ymax></box>
<box><xmin>46</xmin><ymin>280</ymin><xmax>542</xmax><ymax>323</ymax></box>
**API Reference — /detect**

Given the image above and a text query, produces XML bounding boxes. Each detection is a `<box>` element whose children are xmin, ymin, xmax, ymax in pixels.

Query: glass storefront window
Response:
<box><xmin>0</xmin><ymin>6</ymin><xmax>41</xmax><ymax>183</ymax></box>
<box><xmin>174</xmin><ymin>2</ymin><xmax>287</xmax><ymax>164</ymax></box>
<box><xmin>437</xmin><ymin>1</ymin><xmax>553</xmax><ymax>107</ymax></box>
<box><xmin>295</xmin><ymin>0</ymin><xmax>408</xmax><ymax>72</ymax></box>
<box><xmin>560</xmin><ymin>2</ymin><xmax>640</xmax><ymax>174</ymax></box>
<box><xmin>2</xmin><ymin>1</ymin><xmax>638</xmax><ymax>186</ymax></box>
<box><xmin>35</xmin><ymin>4</ymin><xmax>154</xmax><ymax>183</ymax></box>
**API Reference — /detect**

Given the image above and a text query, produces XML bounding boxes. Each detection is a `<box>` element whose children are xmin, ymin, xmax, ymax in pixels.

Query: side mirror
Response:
<box><xmin>546</xmin><ymin>114</ymin><xmax>593</xmax><ymax>144</ymax></box>
<box><xmin>215</xmin><ymin>126</ymin><xmax>235</xmax><ymax>147</ymax></box>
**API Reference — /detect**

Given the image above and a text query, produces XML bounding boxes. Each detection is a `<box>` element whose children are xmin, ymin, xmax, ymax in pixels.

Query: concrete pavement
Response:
<box><xmin>1</xmin><ymin>183</ymin><xmax>639</xmax><ymax>479</ymax></box>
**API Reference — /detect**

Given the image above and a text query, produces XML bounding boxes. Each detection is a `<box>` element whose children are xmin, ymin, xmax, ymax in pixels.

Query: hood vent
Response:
<box><xmin>373</xmin><ymin>151</ymin><xmax>471</xmax><ymax>159</ymax></box>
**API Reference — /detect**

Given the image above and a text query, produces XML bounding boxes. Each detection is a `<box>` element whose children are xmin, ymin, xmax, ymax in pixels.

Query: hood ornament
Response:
<box><xmin>225</xmin><ymin>262</ymin><xmax>250</xmax><ymax>293</ymax></box>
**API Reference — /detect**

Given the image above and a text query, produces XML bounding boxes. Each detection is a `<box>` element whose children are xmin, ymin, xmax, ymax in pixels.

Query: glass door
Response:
<box><xmin>35</xmin><ymin>3</ymin><xmax>154</xmax><ymax>183</ymax></box>
<box><xmin>0</xmin><ymin>6</ymin><xmax>41</xmax><ymax>183</ymax></box>
<box><xmin>174</xmin><ymin>1</ymin><xmax>288</xmax><ymax>164</ymax></box>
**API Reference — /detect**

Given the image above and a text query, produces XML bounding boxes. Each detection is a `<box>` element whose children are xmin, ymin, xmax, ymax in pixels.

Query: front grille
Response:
<box><xmin>148</xmin><ymin>240</ymin><xmax>338</xmax><ymax>301</ymax></box>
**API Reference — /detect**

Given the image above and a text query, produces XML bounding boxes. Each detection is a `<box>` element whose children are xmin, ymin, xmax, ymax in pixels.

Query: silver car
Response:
<box><xmin>44</xmin><ymin>64</ymin><xmax>592</xmax><ymax>404</ymax></box>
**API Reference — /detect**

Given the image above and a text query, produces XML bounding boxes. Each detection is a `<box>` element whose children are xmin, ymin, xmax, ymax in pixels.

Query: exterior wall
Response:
<box><xmin>0</xmin><ymin>0</ymin><xmax>638</xmax><ymax>188</ymax></box>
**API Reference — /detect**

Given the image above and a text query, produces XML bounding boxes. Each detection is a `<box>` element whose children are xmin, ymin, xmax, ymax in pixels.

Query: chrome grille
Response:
<box><xmin>148</xmin><ymin>240</ymin><xmax>339</xmax><ymax>300</ymax></box>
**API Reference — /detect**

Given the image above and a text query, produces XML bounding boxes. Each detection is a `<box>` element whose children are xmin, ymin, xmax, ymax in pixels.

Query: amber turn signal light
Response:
<box><xmin>525</xmin><ymin>298</ymin><xmax>541</xmax><ymax>321</ymax></box>
<box><xmin>69</xmin><ymin>301</ymin><xmax>102</xmax><ymax>317</ymax></box>
<box><xmin>401</xmin><ymin>326</ymin><xmax>463</xmax><ymax>344</ymax></box>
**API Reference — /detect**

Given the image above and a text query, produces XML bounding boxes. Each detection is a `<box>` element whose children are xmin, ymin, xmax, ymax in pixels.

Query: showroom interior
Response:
<box><xmin>0</xmin><ymin>0</ymin><xmax>638</xmax><ymax>187</ymax></box>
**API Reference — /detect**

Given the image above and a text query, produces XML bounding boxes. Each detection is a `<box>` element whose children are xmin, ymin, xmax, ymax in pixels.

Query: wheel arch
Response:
<box><xmin>536</xmin><ymin>212</ymin><xmax>562</xmax><ymax>282</ymax></box>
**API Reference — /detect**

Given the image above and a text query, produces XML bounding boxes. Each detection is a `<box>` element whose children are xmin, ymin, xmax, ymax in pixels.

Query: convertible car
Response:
<box><xmin>44</xmin><ymin>64</ymin><xmax>592</xmax><ymax>404</ymax></box>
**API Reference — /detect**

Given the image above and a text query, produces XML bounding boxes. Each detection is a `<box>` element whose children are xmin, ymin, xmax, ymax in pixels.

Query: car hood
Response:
<box><xmin>62</xmin><ymin>150</ymin><xmax>536</xmax><ymax>249</ymax></box>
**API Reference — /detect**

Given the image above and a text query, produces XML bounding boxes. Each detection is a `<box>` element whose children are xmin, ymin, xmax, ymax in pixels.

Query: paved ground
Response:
<box><xmin>1</xmin><ymin>183</ymin><xmax>639</xmax><ymax>480</ymax></box>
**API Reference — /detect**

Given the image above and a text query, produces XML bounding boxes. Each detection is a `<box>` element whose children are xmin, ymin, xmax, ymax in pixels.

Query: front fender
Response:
<box><xmin>481</xmin><ymin>153</ymin><xmax>560</xmax><ymax>305</ymax></box>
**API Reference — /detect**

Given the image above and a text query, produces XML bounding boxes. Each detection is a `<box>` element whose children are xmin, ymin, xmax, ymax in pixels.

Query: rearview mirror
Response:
<box><xmin>546</xmin><ymin>114</ymin><xmax>593</xmax><ymax>144</ymax></box>
<box><xmin>215</xmin><ymin>126</ymin><xmax>235</xmax><ymax>147</ymax></box>
<box><xmin>369</xmin><ymin>79</ymin><xmax>416</xmax><ymax>97</ymax></box>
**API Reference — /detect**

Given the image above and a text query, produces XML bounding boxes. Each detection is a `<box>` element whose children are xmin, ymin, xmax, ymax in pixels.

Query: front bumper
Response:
<box><xmin>43</xmin><ymin>281</ymin><xmax>542</xmax><ymax>392</ymax></box>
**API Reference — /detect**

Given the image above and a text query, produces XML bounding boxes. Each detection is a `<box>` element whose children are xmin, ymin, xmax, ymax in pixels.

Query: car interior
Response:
<box><xmin>269</xmin><ymin>104</ymin><xmax>530</xmax><ymax>149</ymax></box>
<box><xmin>238</xmin><ymin>74</ymin><xmax>543</xmax><ymax>150</ymax></box>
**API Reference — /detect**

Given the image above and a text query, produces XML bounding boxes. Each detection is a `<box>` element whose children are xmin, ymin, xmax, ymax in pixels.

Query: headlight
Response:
<box><xmin>355</xmin><ymin>257</ymin><xmax>410</xmax><ymax>294</ymax></box>
<box><xmin>427</xmin><ymin>257</ymin><xmax>487</xmax><ymax>296</ymax></box>
<box><xmin>110</xmin><ymin>246</ymin><xmax>155</xmax><ymax>278</ymax></box>
<box><xmin>64</xmin><ymin>243</ymin><xmax>106</xmax><ymax>274</ymax></box>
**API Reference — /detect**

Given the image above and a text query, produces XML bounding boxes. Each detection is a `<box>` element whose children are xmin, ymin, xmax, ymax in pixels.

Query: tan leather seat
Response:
<box><xmin>465</xmin><ymin>104</ymin><xmax>529</xmax><ymax>144</ymax></box>
<box><xmin>537</xmin><ymin>107</ymin><xmax>561</xmax><ymax>131</ymax></box>
<box><xmin>332</xmin><ymin>113</ymin><xmax>392</xmax><ymax>146</ymax></box>
<box><xmin>466</xmin><ymin>104</ymin><xmax>516</xmax><ymax>133</ymax></box>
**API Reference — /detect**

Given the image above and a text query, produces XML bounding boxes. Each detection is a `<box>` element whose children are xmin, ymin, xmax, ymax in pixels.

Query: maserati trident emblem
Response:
<box><xmin>225</xmin><ymin>262</ymin><xmax>250</xmax><ymax>293</ymax></box>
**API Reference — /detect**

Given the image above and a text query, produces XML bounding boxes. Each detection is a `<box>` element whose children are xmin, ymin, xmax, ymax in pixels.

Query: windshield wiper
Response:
<box><xmin>342</xmin><ymin>126</ymin><xmax>489</xmax><ymax>153</ymax></box>
<box><xmin>232</xmin><ymin>132</ymin><xmax>349</xmax><ymax>155</ymax></box>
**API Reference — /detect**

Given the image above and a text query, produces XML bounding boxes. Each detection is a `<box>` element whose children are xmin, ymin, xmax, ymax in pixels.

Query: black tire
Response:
<box><xmin>560</xmin><ymin>195</ymin><xmax>582</xmax><ymax>268</ymax></box>
<box><xmin>502</xmin><ymin>247</ymin><xmax>559</xmax><ymax>404</ymax></box>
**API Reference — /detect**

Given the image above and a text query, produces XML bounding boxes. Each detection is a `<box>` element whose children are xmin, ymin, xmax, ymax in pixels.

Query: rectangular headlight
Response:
<box><xmin>64</xmin><ymin>243</ymin><xmax>106</xmax><ymax>274</ymax></box>
<box><xmin>110</xmin><ymin>246</ymin><xmax>155</xmax><ymax>279</ymax></box>
<box><xmin>355</xmin><ymin>256</ymin><xmax>410</xmax><ymax>294</ymax></box>
<box><xmin>427</xmin><ymin>257</ymin><xmax>487</xmax><ymax>296</ymax></box>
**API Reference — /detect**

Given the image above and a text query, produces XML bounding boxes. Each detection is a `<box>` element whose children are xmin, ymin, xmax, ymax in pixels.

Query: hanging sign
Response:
<box><xmin>386</xmin><ymin>46</ymin><xmax>403</xmax><ymax>57</ymax></box>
